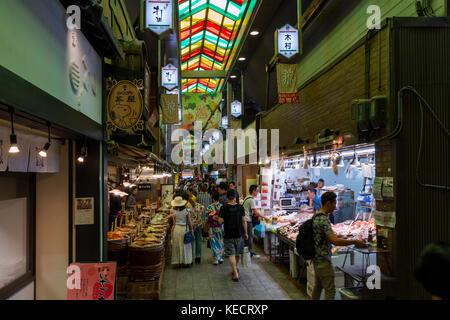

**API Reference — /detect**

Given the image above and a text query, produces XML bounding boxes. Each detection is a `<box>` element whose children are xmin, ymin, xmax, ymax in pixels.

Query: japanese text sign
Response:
<box><xmin>67</xmin><ymin>262</ymin><xmax>116</xmax><ymax>300</ymax></box>
<box><xmin>276</xmin><ymin>24</ymin><xmax>299</xmax><ymax>59</ymax></box>
<box><xmin>145</xmin><ymin>0</ymin><xmax>173</xmax><ymax>36</ymax></box>
<box><xmin>231</xmin><ymin>100</ymin><xmax>242</xmax><ymax>118</ymax></box>
<box><xmin>162</xmin><ymin>64</ymin><xmax>178</xmax><ymax>91</ymax></box>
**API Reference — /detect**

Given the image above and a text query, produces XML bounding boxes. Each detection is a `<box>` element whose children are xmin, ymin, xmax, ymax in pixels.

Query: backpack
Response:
<box><xmin>296</xmin><ymin>215</ymin><xmax>323</xmax><ymax>261</ymax></box>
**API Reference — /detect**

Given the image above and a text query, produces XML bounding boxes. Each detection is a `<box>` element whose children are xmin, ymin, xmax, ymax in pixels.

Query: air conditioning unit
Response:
<box><xmin>351</xmin><ymin>99</ymin><xmax>371</xmax><ymax>132</ymax></box>
<box><xmin>370</xmin><ymin>96</ymin><xmax>387</xmax><ymax>130</ymax></box>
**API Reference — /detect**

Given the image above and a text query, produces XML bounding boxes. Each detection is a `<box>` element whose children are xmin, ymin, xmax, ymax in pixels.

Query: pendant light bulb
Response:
<box><xmin>8</xmin><ymin>108</ymin><xmax>20</xmax><ymax>154</ymax></box>
<box><xmin>39</xmin><ymin>142</ymin><xmax>51</xmax><ymax>158</ymax></box>
<box><xmin>9</xmin><ymin>134</ymin><xmax>20</xmax><ymax>154</ymax></box>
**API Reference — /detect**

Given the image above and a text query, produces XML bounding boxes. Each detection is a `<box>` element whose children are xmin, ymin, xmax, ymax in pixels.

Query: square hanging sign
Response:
<box><xmin>275</xmin><ymin>24</ymin><xmax>299</xmax><ymax>59</ymax></box>
<box><xmin>141</xmin><ymin>0</ymin><xmax>174</xmax><ymax>38</ymax></box>
<box><xmin>231</xmin><ymin>100</ymin><xmax>242</xmax><ymax>118</ymax></box>
<box><xmin>161</xmin><ymin>64</ymin><xmax>178</xmax><ymax>91</ymax></box>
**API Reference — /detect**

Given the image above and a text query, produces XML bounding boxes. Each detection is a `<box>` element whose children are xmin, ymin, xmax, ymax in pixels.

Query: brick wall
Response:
<box><xmin>261</xmin><ymin>28</ymin><xmax>388</xmax><ymax>149</ymax></box>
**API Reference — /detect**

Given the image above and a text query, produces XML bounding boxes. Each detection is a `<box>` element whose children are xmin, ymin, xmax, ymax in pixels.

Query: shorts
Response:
<box><xmin>224</xmin><ymin>237</ymin><xmax>244</xmax><ymax>257</ymax></box>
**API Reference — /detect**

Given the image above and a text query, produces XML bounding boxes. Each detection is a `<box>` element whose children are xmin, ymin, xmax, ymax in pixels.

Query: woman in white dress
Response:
<box><xmin>171</xmin><ymin>195</ymin><xmax>194</xmax><ymax>267</ymax></box>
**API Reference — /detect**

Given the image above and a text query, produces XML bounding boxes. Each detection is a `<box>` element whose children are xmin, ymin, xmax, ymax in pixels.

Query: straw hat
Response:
<box><xmin>171</xmin><ymin>196</ymin><xmax>187</xmax><ymax>207</ymax></box>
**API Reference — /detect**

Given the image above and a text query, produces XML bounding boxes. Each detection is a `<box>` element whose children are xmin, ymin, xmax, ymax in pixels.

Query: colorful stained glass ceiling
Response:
<box><xmin>182</xmin><ymin>78</ymin><xmax>225</xmax><ymax>93</ymax></box>
<box><xmin>178</xmin><ymin>0</ymin><xmax>258</xmax><ymax>93</ymax></box>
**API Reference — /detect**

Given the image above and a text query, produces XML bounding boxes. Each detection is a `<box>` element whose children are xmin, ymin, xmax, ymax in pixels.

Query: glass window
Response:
<box><xmin>0</xmin><ymin>173</ymin><xmax>35</xmax><ymax>298</ymax></box>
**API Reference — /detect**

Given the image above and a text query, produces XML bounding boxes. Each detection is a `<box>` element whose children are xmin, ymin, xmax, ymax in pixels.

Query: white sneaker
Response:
<box><xmin>252</xmin><ymin>254</ymin><xmax>260</xmax><ymax>258</ymax></box>
<box><xmin>213</xmin><ymin>261</ymin><xmax>219</xmax><ymax>265</ymax></box>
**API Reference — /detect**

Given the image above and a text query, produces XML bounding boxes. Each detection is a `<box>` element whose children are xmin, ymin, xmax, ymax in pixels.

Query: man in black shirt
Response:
<box><xmin>219</xmin><ymin>190</ymin><xmax>248</xmax><ymax>282</ymax></box>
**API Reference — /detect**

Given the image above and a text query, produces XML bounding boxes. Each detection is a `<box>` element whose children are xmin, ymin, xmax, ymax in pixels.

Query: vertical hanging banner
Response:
<box><xmin>277</xmin><ymin>63</ymin><xmax>299</xmax><ymax>104</ymax></box>
<box><xmin>161</xmin><ymin>93</ymin><xmax>179</xmax><ymax>124</ymax></box>
<box><xmin>276</xmin><ymin>24</ymin><xmax>299</xmax><ymax>59</ymax></box>
<box><xmin>182</xmin><ymin>94</ymin><xmax>222</xmax><ymax>130</ymax></box>
<box><xmin>161</xmin><ymin>64</ymin><xmax>178</xmax><ymax>91</ymax></box>
<box><xmin>143</xmin><ymin>0</ymin><xmax>173</xmax><ymax>37</ymax></box>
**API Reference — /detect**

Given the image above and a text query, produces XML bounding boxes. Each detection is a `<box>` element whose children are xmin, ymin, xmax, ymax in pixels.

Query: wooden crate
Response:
<box><xmin>127</xmin><ymin>260</ymin><xmax>166</xmax><ymax>300</ymax></box>
<box><xmin>116</xmin><ymin>276</ymin><xmax>129</xmax><ymax>293</ymax></box>
<box><xmin>127</xmin><ymin>280</ymin><xmax>160</xmax><ymax>300</ymax></box>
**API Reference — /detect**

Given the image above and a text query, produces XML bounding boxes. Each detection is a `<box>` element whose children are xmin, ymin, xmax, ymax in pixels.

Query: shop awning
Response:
<box><xmin>108</xmin><ymin>143</ymin><xmax>173</xmax><ymax>170</ymax></box>
<box><xmin>178</xmin><ymin>0</ymin><xmax>260</xmax><ymax>93</ymax></box>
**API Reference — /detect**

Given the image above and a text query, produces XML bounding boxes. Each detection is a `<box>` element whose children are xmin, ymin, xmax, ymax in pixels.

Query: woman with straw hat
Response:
<box><xmin>171</xmin><ymin>194</ymin><xmax>194</xmax><ymax>267</ymax></box>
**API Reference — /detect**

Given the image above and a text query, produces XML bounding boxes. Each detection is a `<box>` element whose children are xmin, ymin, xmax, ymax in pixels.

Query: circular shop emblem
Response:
<box><xmin>107</xmin><ymin>80</ymin><xmax>144</xmax><ymax>131</ymax></box>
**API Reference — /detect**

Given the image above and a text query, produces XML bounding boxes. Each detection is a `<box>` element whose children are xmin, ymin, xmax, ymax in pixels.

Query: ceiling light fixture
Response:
<box><xmin>77</xmin><ymin>139</ymin><xmax>88</xmax><ymax>163</ymax></box>
<box><xmin>8</xmin><ymin>107</ymin><xmax>20</xmax><ymax>154</ymax></box>
<box><xmin>250</xmin><ymin>30</ymin><xmax>259</xmax><ymax>36</ymax></box>
<box><xmin>230</xmin><ymin>75</ymin><xmax>237</xmax><ymax>79</ymax></box>
<box><xmin>238</xmin><ymin>57</ymin><xmax>246</xmax><ymax>61</ymax></box>
<box><xmin>39</xmin><ymin>121</ymin><xmax>52</xmax><ymax>158</ymax></box>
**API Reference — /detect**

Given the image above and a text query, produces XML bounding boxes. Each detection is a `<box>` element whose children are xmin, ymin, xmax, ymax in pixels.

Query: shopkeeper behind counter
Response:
<box><xmin>308</xmin><ymin>188</ymin><xmax>322</xmax><ymax>211</ymax></box>
<box><xmin>126</xmin><ymin>185</ymin><xmax>139</xmax><ymax>210</ymax></box>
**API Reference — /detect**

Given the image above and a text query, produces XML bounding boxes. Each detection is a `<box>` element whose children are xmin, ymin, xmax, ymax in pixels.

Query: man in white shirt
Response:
<box><xmin>242</xmin><ymin>185</ymin><xmax>266</xmax><ymax>258</ymax></box>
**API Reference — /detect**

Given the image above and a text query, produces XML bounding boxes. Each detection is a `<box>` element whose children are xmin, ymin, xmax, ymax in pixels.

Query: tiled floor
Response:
<box><xmin>161</xmin><ymin>240</ymin><xmax>309</xmax><ymax>300</ymax></box>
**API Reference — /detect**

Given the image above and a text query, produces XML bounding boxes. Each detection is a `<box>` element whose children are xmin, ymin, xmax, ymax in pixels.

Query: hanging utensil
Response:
<box><xmin>302</xmin><ymin>146</ymin><xmax>309</xmax><ymax>169</ymax></box>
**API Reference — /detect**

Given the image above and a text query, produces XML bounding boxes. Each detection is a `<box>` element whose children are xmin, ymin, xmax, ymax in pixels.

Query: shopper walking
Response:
<box><xmin>218</xmin><ymin>182</ymin><xmax>229</xmax><ymax>205</ymax></box>
<box><xmin>188</xmin><ymin>186</ymin><xmax>205</xmax><ymax>264</ymax></box>
<box><xmin>197</xmin><ymin>183</ymin><xmax>212</xmax><ymax>223</ymax></box>
<box><xmin>229</xmin><ymin>181</ymin><xmax>239</xmax><ymax>203</ymax></box>
<box><xmin>242</xmin><ymin>185</ymin><xmax>266</xmax><ymax>258</ymax></box>
<box><xmin>170</xmin><ymin>196</ymin><xmax>194</xmax><ymax>268</ymax></box>
<box><xmin>218</xmin><ymin>190</ymin><xmax>248</xmax><ymax>281</ymax></box>
<box><xmin>207</xmin><ymin>192</ymin><xmax>224</xmax><ymax>265</ymax></box>
<box><xmin>311</xmin><ymin>192</ymin><xmax>366</xmax><ymax>300</ymax></box>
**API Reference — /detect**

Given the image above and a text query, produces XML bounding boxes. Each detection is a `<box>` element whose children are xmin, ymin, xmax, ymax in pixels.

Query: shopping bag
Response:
<box><xmin>241</xmin><ymin>247</ymin><xmax>251</xmax><ymax>268</ymax></box>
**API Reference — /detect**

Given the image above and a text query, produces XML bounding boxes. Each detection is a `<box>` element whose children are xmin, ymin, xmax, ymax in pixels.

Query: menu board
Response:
<box><xmin>74</xmin><ymin>197</ymin><xmax>94</xmax><ymax>225</ymax></box>
<box><xmin>67</xmin><ymin>262</ymin><xmax>116</xmax><ymax>300</ymax></box>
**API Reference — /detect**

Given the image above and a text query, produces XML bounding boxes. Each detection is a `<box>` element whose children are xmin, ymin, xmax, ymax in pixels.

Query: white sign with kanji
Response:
<box><xmin>277</xmin><ymin>24</ymin><xmax>299</xmax><ymax>59</ymax></box>
<box><xmin>161</xmin><ymin>64</ymin><xmax>178</xmax><ymax>90</ymax></box>
<box><xmin>145</xmin><ymin>0</ymin><xmax>173</xmax><ymax>35</ymax></box>
<box><xmin>231</xmin><ymin>100</ymin><xmax>242</xmax><ymax>118</ymax></box>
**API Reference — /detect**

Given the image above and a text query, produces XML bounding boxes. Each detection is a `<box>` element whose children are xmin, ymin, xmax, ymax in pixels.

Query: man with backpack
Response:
<box><xmin>243</xmin><ymin>185</ymin><xmax>267</xmax><ymax>258</ymax></box>
<box><xmin>296</xmin><ymin>191</ymin><xmax>366</xmax><ymax>300</ymax></box>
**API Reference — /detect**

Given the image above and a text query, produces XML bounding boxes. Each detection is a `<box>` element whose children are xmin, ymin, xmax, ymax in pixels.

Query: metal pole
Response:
<box><xmin>265</xmin><ymin>66</ymin><xmax>270</xmax><ymax>110</ymax></box>
<box><xmin>241</xmin><ymin>69</ymin><xmax>244</xmax><ymax>119</ymax></box>
<box><xmin>158</xmin><ymin>39</ymin><xmax>162</xmax><ymax>156</ymax></box>
<box><xmin>297</xmin><ymin>0</ymin><xmax>303</xmax><ymax>54</ymax></box>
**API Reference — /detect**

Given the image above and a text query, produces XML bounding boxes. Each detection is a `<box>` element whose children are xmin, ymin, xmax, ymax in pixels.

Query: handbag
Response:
<box><xmin>202</xmin><ymin>221</ymin><xmax>209</xmax><ymax>237</ymax></box>
<box><xmin>252</xmin><ymin>214</ymin><xmax>261</xmax><ymax>226</ymax></box>
<box><xmin>184</xmin><ymin>213</ymin><xmax>194</xmax><ymax>244</ymax></box>
<box><xmin>240</xmin><ymin>247</ymin><xmax>251</xmax><ymax>268</ymax></box>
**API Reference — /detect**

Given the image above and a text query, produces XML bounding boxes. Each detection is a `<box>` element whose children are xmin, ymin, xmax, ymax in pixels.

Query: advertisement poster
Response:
<box><xmin>74</xmin><ymin>197</ymin><xmax>94</xmax><ymax>225</ymax></box>
<box><xmin>67</xmin><ymin>262</ymin><xmax>116</xmax><ymax>300</ymax></box>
